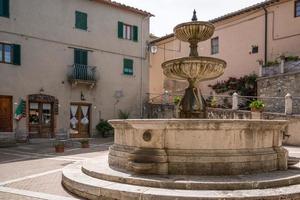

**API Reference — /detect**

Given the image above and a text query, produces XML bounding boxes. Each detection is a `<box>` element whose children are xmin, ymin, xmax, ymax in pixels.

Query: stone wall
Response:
<box><xmin>257</xmin><ymin>71</ymin><xmax>300</xmax><ymax>114</ymax></box>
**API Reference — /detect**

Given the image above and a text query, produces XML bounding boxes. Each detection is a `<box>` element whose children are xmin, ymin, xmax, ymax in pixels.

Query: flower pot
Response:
<box><xmin>55</xmin><ymin>145</ymin><xmax>64</xmax><ymax>153</ymax></box>
<box><xmin>81</xmin><ymin>142</ymin><xmax>89</xmax><ymax>148</ymax></box>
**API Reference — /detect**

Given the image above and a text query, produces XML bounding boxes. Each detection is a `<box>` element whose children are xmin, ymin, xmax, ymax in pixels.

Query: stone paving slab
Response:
<box><xmin>0</xmin><ymin>192</ymin><xmax>43</xmax><ymax>200</ymax></box>
<box><xmin>5</xmin><ymin>171</ymin><xmax>76</xmax><ymax>198</ymax></box>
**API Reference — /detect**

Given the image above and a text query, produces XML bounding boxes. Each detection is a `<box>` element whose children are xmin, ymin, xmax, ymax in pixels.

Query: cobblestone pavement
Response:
<box><xmin>0</xmin><ymin>139</ymin><xmax>299</xmax><ymax>200</ymax></box>
<box><xmin>0</xmin><ymin>137</ymin><xmax>113</xmax><ymax>200</ymax></box>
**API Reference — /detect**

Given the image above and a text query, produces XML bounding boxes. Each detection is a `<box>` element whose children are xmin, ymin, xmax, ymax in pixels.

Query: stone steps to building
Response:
<box><xmin>62</xmin><ymin>155</ymin><xmax>300</xmax><ymax>200</ymax></box>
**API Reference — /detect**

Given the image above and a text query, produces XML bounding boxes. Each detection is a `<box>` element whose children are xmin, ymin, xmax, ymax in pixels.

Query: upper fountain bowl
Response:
<box><xmin>174</xmin><ymin>21</ymin><xmax>215</xmax><ymax>42</ymax></box>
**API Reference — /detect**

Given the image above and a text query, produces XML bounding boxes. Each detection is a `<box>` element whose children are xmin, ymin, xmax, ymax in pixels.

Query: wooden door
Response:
<box><xmin>0</xmin><ymin>96</ymin><xmax>12</xmax><ymax>132</ymax></box>
<box><xmin>70</xmin><ymin>103</ymin><xmax>90</xmax><ymax>138</ymax></box>
<box><xmin>28</xmin><ymin>102</ymin><xmax>54</xmax><ymax>138</ymax></box>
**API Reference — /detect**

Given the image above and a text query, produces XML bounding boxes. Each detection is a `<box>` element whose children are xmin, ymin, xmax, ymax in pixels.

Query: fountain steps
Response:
<box><xmin>62</xmin><ymin>154</ymin><xmax>300</xmax><ymax>200</ymax></box>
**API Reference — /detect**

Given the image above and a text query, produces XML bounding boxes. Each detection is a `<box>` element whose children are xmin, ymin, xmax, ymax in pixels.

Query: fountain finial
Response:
<box><xmin>192</xmin><ymin>9</ymin><xmax>198</xmax><ymax>21</ymax></box>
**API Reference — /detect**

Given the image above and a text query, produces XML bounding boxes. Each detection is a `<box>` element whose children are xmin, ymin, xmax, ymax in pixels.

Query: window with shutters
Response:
<box><xmin>75</xmin><ymin>11</ymin><xmax>88</xmax><ymax>30</ymax></box>
<box><xmin>118</xmin><ymin>21</ymin><xmax>138</xmax><ymax>42</ymax></box>
<box><xmin>0</xmin><ymin>0</ymin><xmax>9</xmax><ymax>18</ymax></box>
<box><xmin>0</xmin><ymin>43</ymin><xmax>21</xmax><ymax>65</ymax></box>
<box><xmin>295</xmin><ymin>0</ymin><xmax>300</xmax><ymax>17</ymax></box>
<box><xmin>123</xmin><ymin>58</ymin><xmax>134</xmax><ymax>75</ymax></box>
<box><xmin>211</xmin><ymin>37</ymin><xmax>219</xmax><ymax>55</ymax></box>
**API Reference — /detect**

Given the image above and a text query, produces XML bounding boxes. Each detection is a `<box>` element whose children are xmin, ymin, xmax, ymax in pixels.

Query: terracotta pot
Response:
<box><xmin>55</xmin><ymin>145</ymin><xmax>64</xmax><ymax>153</ymax></box>
<box><xmin>81</xmin><ymin>142</ymin><xmax>89</xmax><ymax>148</ymax></box>
<box><xmin>250</xmin><ymin>107</ymin><xmax>263</xmax><ymax>112</ymax></box>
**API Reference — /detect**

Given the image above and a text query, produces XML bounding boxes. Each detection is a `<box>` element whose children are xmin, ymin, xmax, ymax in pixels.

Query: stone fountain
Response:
<box><xmin>62</xmin><ymin>11</ymin><xmax>300</xmax><ymax>200</ymax></box>
<box><xmin>162</xmin><ymin>10</ymin><xmax>226</xmax><ymax>118</ymax></box>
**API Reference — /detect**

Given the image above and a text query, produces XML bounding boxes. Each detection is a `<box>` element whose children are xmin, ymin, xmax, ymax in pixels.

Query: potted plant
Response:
<box><xmin>54</xmin><ymin>141</ymin><xmax>64</xmax><ymax>153</ymax></box>
<box><xmin>80</xmin><ymin>139</ymin><xmax>89</xmax><ymax>148</ymax></box>
<box><xmin>96</xmin><ymin>119</ymin><xmax>113</xmax><ymax>138</ymax></box>
<box><xmin>249</xmin><ymin>100</ymin><xmax>265</xmax><ymax>119</ymax></box>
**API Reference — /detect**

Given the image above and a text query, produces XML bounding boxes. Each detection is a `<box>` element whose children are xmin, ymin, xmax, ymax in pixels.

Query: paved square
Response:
<box><xmin>0</xmin><ymin>138</ymin><xmax>113</xmax><ymax>200</ymax></box>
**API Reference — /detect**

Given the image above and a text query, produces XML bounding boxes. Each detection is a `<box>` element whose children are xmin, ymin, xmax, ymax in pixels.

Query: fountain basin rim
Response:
<box><xmin>162</xmin><ymin>56</ymin><xmax>227</xmax><ymax>68</ymax></box>
<box><xmin>108</xmin><ymin>119</ymin><xmax>287</xmax><ymax>124</ymax></box>
<box><xmin>174</xmin><ymin>21</ymin><xmax>215</xmax><ymax>32</ymax></box>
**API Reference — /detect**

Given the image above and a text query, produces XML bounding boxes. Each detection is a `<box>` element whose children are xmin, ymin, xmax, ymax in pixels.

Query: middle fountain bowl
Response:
<box><xmin>162</xmin><ymin>56</ymin><xmax>226</xmax><ymax>84</ymax></box>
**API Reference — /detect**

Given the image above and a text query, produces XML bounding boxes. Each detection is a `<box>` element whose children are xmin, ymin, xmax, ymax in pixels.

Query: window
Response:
<box><xmin>0</xmin><ymin>43</ymin><xmax>21</xmax><ymax>65</ymax></box>
<box><xmin>252</xmin><ymin>45</ymin><xmax>259</xmax><ymax>54</ymax></box>
<box><xmin>118</xmin><ymin>21</ymin><xmax>138</xmax><ymax>42</ymax></box>
<box><xmin>75</xmin><ymin>11</ymin><xmax>87</xmax><ymax>30</ymax></box>
<box><xmin>211</xmin><ymin>37</ymin><xmax>219</xmax><ymax>55</ymax></box>
<box><xmin>0</xmin><ymin>0</ymin><xmax>9</xmax><ymax>18</ymax></box>
<box><xmin>123</xmin><ymin>58</ymin><xmax>133</xmax><ymax>75</ymax></box>
<box><xmin>295</xmin><ymin>0</ymin><xmax>300</xmax><ymax>17</ymax></box>
<box><xmin>74</xmin><ymin>49</ymin><xmax>88</xmax><ymax>65</ymax></box>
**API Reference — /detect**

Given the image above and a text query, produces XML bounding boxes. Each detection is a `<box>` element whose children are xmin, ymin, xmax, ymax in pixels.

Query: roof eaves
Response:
<box><xmin>93</xmin><ymin>0</ymin><xmax>154</xmax><ymax>17</ymax></box>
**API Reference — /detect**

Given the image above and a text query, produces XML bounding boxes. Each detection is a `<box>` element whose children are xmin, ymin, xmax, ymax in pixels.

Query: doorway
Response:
<box><xmin>0</xmin><ymin>96</ymin><xmax>13</xmax><ymax>132</ymax></box>
<box><xmin>28</xmin><ymin>94</ymin><xmax>57</xmax><ymax>138</ymax></box>
<box><xmin>70</xmin><ymin>103</ymin><xmax>90</xmax><ymax>138</ymax></box>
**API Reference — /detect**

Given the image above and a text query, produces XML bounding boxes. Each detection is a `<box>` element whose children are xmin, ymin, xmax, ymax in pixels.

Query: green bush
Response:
<box><xmin>249</xmin><ymin>100</ymin><xmax>265</xmax><ymax>111</ymax></box>
<box><xmin>118</xmin><ymin>110</ymin><xmax>130</xmax><ymax>119</ymax></box>
<box><xmin>96</xmin><ymin>119</ymin><xmax>113</xmax><ymax>137</ymax></box>
<box><xmin>173</xmin><ymin>96</ymin><xmax>182</xmax><ymax>105</ymax></box>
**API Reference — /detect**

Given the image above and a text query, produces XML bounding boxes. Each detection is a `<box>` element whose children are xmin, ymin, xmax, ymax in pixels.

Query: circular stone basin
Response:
<box><xmin>108</xmin><ymin>119</ymin><xmax>288</xmax><ymax>176</ymax></box>
<box><xmin>174</xmin><ymin>21</ymin><xmax>215</xmax><ymax>42</ymax></box>
<box><xmin>162</xmin><ymin>57</ymin><xmax>226</xmax><ymax>82</ymax></box>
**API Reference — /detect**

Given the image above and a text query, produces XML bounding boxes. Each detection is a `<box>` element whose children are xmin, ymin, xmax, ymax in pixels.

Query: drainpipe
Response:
<box><xmin>263</xmin><ymin>7</ymin><xmax>268</xmax><ymax>66</ymax></box>
<box><xmin>140</xmin><ymin>15</ymin><xmax>151</xmax><ymax>118</ymax></box>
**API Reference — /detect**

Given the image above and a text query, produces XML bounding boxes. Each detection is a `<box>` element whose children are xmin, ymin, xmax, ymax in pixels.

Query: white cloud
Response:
<box><xmin>115</xmin><ymin>0</ymin><xmax>265</xmax><ymax>36</ymax></box>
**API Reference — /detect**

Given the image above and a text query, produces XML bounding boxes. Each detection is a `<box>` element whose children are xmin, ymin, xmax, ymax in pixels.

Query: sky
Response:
<box><xmin>115</xmin><ymin>0</ymin><xmax>265</xmax><ymax>37</ymax></box>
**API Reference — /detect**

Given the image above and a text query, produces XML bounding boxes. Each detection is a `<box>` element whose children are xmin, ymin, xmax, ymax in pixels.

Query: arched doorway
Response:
<box><xmin>28</xmin><ymin>94</ymin><xmax>58</xmax><ymax>138</ymax></box>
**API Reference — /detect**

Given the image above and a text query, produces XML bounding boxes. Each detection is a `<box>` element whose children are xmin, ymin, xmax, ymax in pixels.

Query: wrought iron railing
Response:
<box><xmin>68</xmin><ymin>64</ymin><xmax>98</xmax><ymax>84</ymax></box>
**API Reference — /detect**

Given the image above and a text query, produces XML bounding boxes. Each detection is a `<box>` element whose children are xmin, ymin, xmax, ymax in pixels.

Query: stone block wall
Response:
<box><xmin>257</xmin><ymin>71</ymin><xmax>300</xmax><ymax>114</ymax></box>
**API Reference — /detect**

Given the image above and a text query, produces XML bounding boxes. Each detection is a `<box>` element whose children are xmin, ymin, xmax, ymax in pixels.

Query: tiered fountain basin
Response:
<box><xmin>108</xmin><ymin>119</ymin><xmax>288</xmax><ymax>176</ymax></box>
<box><xmin>162</xmin><ymin>57</ymin><xmax>226</xmax><ymax>82</ymax></box>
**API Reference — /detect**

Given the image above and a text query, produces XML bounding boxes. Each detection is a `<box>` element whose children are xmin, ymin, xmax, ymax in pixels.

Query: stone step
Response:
<box><xmin>82</xmin><ymin>155</ymin><xmax>300</xmax><ymax>190</ymax></box>
<box><xmin>62</xmin><ymin>162</ymin><xmax>300</xmax><ymax>200</ymax></box>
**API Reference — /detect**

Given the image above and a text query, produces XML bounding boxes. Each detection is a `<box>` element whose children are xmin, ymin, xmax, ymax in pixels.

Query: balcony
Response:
<box><xmin>68</xmin><ymin>64</ymin><xmax>98</xmax><ymax>88</ymax></box>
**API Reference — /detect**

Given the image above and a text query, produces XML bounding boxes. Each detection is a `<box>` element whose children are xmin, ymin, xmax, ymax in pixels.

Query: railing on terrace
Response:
<box><xmin>145</xmin><ymin>92</ymin><xmax>300</xmax><ymax>118</ymax></box>
<box><xmin>68</xmin><ymin>64</ymin><xmax>98</xmax><ymax>88</ymax></box>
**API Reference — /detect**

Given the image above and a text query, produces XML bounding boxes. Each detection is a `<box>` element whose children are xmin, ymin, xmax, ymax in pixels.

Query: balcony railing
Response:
<box><xmin>68</xmin><ymin>64</ymin><xmax>98</xmax><ymax>88</ymax></box>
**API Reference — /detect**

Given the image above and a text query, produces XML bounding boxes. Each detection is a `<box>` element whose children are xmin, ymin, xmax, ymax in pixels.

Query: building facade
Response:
<box><xmin>149</xmin><ymin>0</ymin><xmax>300</xmax><ymax>97</ymax></box>
<box><xmin>0</xmin><ymin>0</ymin><xmax>152</xmax><ymax>138</ymax></box>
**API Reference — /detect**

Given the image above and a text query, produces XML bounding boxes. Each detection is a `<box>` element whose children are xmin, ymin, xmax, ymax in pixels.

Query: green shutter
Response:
<box><xmin>123</xmin><ymin>58</ymin><xmax>133</xmax><ymax>75</ymax></box>
<box><xmin>0</xmin><ymin>0</ymin><xmax>9</xmax><ymax>18</ymax></box>
<box><xmin>75</xmin><ymin>11</ymin><xmax>87</xmax><ymax>30</ymax></box>
<box><xmin>82</xmin><ymin>50</ymin><xmax>87</xmax><ymax>65</ymax></box>
<box><xmin>118</xmin><ymin>21</ymin><xmax>123</xmax><ymax>39</ymax></box>
<box><xmin>74</xmin><ymin>49</ymin><xmax>88</xmax><ymax>65</ymax></box>
<box><xmin>133</xmin><ymin>26</ymin><xmax>138</xmax><ymax>42</ymax></box>
<box><xmin>12</xmin><ymin>44</ymin><xmax>21</xmax><ymax>65</ymax></box>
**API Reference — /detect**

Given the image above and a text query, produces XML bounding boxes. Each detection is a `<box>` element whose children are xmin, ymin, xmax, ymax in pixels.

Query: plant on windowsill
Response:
<box><xmin>249</xmin><ymin>100</ymin><xmax>265</xmax><ymax>112</ymax></box>
<box><xmin>54</xmin><ymin>141</ymin><xmax>65</xmax><ymax>153</ymax></box>
<box><xmin>79</xmin><ymin>139</ymin><xmax>89</xmax><ymax>148</ymax></box>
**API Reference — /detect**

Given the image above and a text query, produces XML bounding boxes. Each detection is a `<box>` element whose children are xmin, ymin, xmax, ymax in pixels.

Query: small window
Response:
<box><xmin>211</xmin><ymin>37</ymin><xmax>219</xmax><ymax>55</ymax></box>
<box><xmin>75</xmin><ymin>11</ymin><xmax>87</xmax><ymax>30</ymax></box>
<box><xmin>0</xmin><ymin>43</ymin><xmax>21</xmax><ymax>65</ymax></box>
<box><xmin>252</xmin><ymin>45</ymin><xmax>259</xmax><ymax>54</ymax></box>
<box><xmin>74</xmin><ymin>49</ymin><xmax>88</xmax><ymax>65</ymax></box>
<box><xmin>118</xmin><ymin>22</ymin><xmax>138</xmax><ymax>42</ymax></box>
<box><xmin>123</xmin><ymin>58</ymin><xmax>133</xmax><ymax>75</ymax></box>
<box><xmin>0</xmin><ymin>0</ymin><xmax>9</xmax><ymax>18</ymax></box>
<box><xmin>295</xmin><ymin>0</ymin><xmax>300</xmax><ymax>17</ymax></box>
